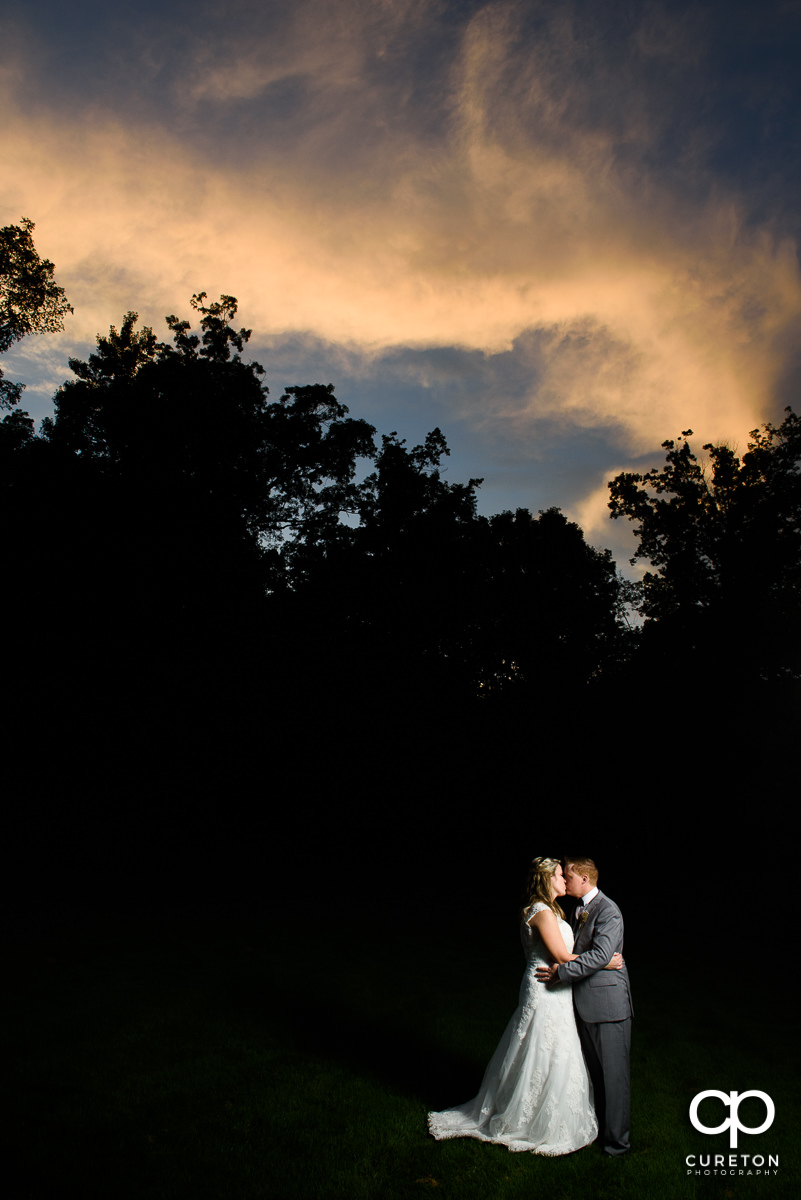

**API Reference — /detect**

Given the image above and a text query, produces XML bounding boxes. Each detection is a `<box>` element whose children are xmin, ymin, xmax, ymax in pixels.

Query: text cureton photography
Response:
<box><xmin>685</xmin><ymin>1155</ymin><xmax>779</xmax><ymax>1178</ymax></box>
<box><xmin>685</xmin><ymin>1090</ymin><xmax>780</xmax><ymax>1178</ymax></box>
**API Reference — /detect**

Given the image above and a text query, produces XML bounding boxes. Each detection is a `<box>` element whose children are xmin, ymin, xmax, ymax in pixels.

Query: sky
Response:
<box><xmin>2</xmin><ymin>0</ymin><xmax>800</xmax><ymax>574</ymax></box>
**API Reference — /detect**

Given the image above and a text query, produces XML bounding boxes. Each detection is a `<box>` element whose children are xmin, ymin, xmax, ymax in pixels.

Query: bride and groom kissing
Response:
<box><xmin>428</xmin><ymin>856</ymin><xmax>632</xmax><ymax>1157</ymax></box>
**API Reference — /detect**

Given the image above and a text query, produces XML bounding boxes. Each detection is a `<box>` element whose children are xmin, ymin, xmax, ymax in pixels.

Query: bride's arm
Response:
<box><xmin>529</xmin><ymin>909</ymin><xmax>578</xmax><ymax>964</ymax></box>
<box><xmin>530</xmin><ymin>910</ymin><xmax>623</xmax><ymax>970</ymax></box>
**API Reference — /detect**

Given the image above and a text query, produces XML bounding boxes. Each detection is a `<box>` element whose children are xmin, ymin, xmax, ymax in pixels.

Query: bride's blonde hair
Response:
<box><xmin>520</xmin><ymin>856</ymin><xmax>565</xmax><ymax>921</ymax></box>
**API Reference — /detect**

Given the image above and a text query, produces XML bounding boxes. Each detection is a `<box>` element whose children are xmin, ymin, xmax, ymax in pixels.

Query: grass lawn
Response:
<box><xmin>5</xmin><ymin>906</ymin><xmax>798</xmax><ymax>1199</ymax></box>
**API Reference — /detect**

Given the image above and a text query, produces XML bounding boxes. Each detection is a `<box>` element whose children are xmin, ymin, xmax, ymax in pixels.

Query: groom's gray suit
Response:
<box><xmin>555</xmin><ymin>890</ymin><xmax>632</xmax><ymax>1155</ymax></box>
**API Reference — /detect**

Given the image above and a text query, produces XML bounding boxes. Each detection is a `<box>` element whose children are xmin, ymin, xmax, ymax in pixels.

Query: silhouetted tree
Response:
<box><xmin>608</xmin><ymin>407</ymin><xmax>801</xmax><ymax>680</ymax></box>
<box><xmin>4</xmin><ymin>283</ymin><xmax>639</xmax><ymax>801</ymax></box>
<box><xmin>470</xmin><ymin>506</ymin><xmax>631</xmax><ymax>700</ymax></box>
<box><xmin>1</xmin><ymin>293</ymin><xmax>382</xmax><ymax>763</ymax></box>
<box><xmin>288</xmin><ymin>429</ymin><xmax>631</xmax><ymax>720</ymax></box>
<box><xmin>355</xmin><ymin>428</ymin><xmax>484</xmax><ymax>692</ymax></box>
<box><xmin>273</xmin><ymin>426</ymin><xmax>482</xmax><ymax>713</ymax></box>
<box><xmin>0</xmin><ymin>216</ymin><xmax>72</xmax><ymax>409</ymax></box>
<box><xmin>1</xmin><ymin>219</ymin><xmax>71</xmax><ymax>645</ymax></box>
<box><xmin>43</xmin><ymin>295</ymin><xmax>376</xmax><ymax>616</ymax></box>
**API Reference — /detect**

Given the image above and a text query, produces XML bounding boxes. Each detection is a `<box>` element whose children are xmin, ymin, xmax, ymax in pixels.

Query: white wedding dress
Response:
<box><xmin>427</xmin><ymin>902</ymin><xmax>598</xmax><ymax>1156</ymax></box>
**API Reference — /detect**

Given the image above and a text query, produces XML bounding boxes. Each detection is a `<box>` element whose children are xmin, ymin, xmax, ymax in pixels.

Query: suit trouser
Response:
<box><xmin>577</xmin><ymin>1015</ymin><xmax>631</xmax><ymax>1155</ymax></box>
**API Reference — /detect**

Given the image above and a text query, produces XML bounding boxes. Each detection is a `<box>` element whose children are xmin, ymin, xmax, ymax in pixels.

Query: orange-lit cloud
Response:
<box><xmin>2</xmin><ymin>0</ymin><xmax>799</xmax><ymax>551</ymax></box>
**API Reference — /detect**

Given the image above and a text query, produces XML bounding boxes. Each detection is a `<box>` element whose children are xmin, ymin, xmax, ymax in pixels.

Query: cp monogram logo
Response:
<box><xmin>689</xmin><ymin>1091</ymin><xmax>775</xmax><ymax>1148</ymax></box>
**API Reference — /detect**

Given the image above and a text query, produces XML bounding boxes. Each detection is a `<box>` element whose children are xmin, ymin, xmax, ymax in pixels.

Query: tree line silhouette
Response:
<box><xmin>3</xmin><ymin>219</ymin><xmax>799</xmax><ymax>813</ymax></box>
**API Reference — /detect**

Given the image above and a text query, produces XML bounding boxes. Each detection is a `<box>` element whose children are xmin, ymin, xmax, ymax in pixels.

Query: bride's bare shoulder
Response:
<box><xmin>525</xmin><ymin>902</ymin><xmax>556</xmax><ymax>928</ymax></box>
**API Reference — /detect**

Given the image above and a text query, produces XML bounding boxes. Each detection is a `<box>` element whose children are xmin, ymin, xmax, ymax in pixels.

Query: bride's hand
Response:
<box><xmin>604</xmin><ymin>952</ymin><xmax>623</xmax><ymax>971</ymax></box>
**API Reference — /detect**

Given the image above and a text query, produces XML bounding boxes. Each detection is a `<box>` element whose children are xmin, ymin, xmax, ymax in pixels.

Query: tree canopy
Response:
<box><xmin>1</xmin><ymin>217</ymin><xmax>72</xmax><ymax>409</ymax></box>
<box><xmin>36</xmin><ymin>294</ymin><xmax>379</xmax><ymax>638</ymax></box>
<box><xmin>608</xmin><ymin>407</ymin><xmax>801</xmax><ymax>678</ymax></box>
<box><xmin>0</xmin><ymin>283</ymin><xmax>659</xmax><ymax>775</ymax></box>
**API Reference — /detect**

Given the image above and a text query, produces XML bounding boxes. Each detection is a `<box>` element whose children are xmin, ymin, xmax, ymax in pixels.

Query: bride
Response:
<box><xmin>427</xmin><ymin>856</ymin><xmax>622</xmax><ymax>1156</ymax></box>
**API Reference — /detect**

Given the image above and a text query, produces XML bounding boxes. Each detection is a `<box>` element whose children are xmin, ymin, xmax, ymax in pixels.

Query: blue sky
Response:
<box><xmin>2</xmin><ymin>0</ymin><xmax>800</xmax><ymax>574</ymax></box>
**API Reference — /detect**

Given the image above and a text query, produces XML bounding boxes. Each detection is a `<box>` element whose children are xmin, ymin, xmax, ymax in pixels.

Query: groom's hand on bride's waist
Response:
<box><xmin>535</xmin><ymin>964</ymin><xmax>559</xmax><ymax>984</ymax></box>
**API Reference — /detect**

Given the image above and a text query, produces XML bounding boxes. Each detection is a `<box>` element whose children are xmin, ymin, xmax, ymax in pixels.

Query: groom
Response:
<box><xmin>535</xmin><ymin>857</ymin><xmax>632</xmax><ymax>1156</ymax></box>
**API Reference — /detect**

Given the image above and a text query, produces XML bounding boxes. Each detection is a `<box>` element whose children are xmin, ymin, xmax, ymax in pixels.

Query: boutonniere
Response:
<box><xmin>577</xmin><ymin>908</ymin><xmax>590</xmax><ymax>927</ymax></box>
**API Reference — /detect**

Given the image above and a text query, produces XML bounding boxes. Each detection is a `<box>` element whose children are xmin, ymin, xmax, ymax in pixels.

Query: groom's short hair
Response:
<box><xmin>565</xmin><ymin>857</ymin><xmax>598</xmax><ymax>885</ymax></box>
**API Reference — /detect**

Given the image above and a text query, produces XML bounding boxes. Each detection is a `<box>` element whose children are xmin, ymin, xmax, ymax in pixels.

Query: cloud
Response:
<box><xmin>2</xmin><ymin>0</ymin><xmax>799</xmax><ymax>546</ymax></box>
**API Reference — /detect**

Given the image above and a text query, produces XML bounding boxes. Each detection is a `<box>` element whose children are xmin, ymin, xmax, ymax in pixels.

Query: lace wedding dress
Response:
<box><xmin>427</xmin><ymin>902</ymin><xmax>598</xmax><ymax>1156</ymax></box>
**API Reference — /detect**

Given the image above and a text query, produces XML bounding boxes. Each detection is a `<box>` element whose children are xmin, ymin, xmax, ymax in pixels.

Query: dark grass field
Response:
<box><xmin>5</xmin><ymin>682</ymin><xmax>798</xmax><ymax>1198</ymax></box>
<box><xmin>5</xmin><ymin>896</ymin><xmax>798</xmax><ymax>1200</ymax></box>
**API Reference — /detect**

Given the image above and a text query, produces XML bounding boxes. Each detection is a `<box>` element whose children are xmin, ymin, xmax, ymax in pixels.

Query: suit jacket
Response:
<box><xmin>557</xmin><ymin>890</ymin><xmax>632</xmax><ymax>1024</ymax></box>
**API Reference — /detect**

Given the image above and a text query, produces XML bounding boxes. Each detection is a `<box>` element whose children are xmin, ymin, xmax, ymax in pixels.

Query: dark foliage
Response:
<box><xmin>0</xmin><ymin>216</ymin><xmax>72</xmax><ymax>408</ymax></box>
<box><xmin>608</xmin><ymin>408</ymin><xmax>801</xmax><ymax>681</ymax></box>
<box><xmin>4</xmin><ymin>289</ymin><xmax>641</xmax><ymax>853</ymax></box>
<box><xmin>44</xmin><ymin>294</ymin><xmax>377</xmax><ymax>600</ymax></box>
